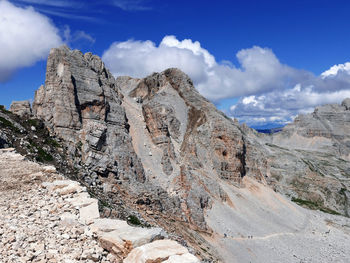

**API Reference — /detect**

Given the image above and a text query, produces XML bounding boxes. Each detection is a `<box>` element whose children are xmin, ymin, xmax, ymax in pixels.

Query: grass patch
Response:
<box><xmin>127</xmin><ymin>215</ymin><xmax>141</xmax><ymax>226</ymax></box>
<box><xmin>339</xmin><ymin>188</ymin><xmax>347</xmax><ymax>195</ymax></box>
<box><xmin>99</xmin><ymin>199</ymin><xmax>111</xmax><ymax>208</ymax></box>
<box><xmin>36</xmin><ymin>147</ymin><xmax>54</xmax><ymax>162</ymax></box>
<box><xmin>319</xmin><ymin>207</ymin><xmax>341</xmax><ymax>215</ymax></box>
<box><xmin>0</xmin><ymin>117</ymin><xmax>20</xmax><ymax>132</ymax></box>
<box><xmin>27</xmin><ymin>119</ymin><xmax>39</xmax><ymax>127</ymax></box>
<box><xmin>44</xmin><ymin>138</ymin><xmax>60</xmax><ymax>148</ymax></box>
<box><xmin>291</xmin><ymin>197</ymin><xmax>341</xmax><ymax>215</ymax></box>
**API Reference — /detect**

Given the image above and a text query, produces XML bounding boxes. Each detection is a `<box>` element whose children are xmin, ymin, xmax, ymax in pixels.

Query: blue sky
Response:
<box><xmin>1</xmin><ymin>0</ymin><xmax>350</xmax><ymax>128</ymax></box>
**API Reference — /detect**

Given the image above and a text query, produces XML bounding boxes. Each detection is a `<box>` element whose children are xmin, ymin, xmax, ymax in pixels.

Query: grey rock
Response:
<box><xmin>10</xmin><ymin>100</ymin><xmax>32</xmax><ymax>118</ymax></box>
<box><xmin>33</xmin><ymin>45</ymin><xmax>145</xmax><ymax>185</ymax></box>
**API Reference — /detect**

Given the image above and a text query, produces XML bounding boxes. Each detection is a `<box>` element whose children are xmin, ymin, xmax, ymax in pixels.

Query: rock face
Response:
<box><xmin>122</xmin><ymin>69</ymin><xmax>250</xmax><ymax>231</ymax></box>
<box><xmin>272</xmin><ymin>98</ymin><xmax>350</xmax><ymax>159</ymax></box>
<box><xmin>10</xmin><ymin>100</ymin><xmax>32</xmax><ymax>118</ymax></box>
<box><xmin>28</xmin><ymin>46</ymin><xmax>350</xmax><ymax>262</ymax></box>
<box><xmin>33</xmin><ymin>45</ymin><xmax>145</xmax><ymax>185</ymax></box>
<box><xmin>257</xmin><ymin>100</ymin><xmax>350</xmax><ymax>217</ymax></box>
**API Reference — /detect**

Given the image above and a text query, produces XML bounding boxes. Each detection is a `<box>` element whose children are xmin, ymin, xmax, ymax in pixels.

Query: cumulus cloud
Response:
<box><xmin>102</xmin><ymin>36</ymin><xmax>210</xmax><ymax>85</ymax></box>
<box><xmin>0</xmin><ymin>0</ymin><xmax>62</xmax><ymax>82</ymax></box>
<box><xmin>231</xmin><ymin>84</ymin><xmax>350</xmax><ymax>127</ymax></box>
<box><xmin>102</xmin><ymin>35</ymin><xmax>312</xmax><ymax>101</ymax></box>
<box><xmin>232</xmin><ymin>63</ymin><xmax>350</xmax><ymax>127</ymax></box>
<box><xmin>102</xmin><ymin>35</ymin><xmax>350</xmax><ymax>127</ymax></box>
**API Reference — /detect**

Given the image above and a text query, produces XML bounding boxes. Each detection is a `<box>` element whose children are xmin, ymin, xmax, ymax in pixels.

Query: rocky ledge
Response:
<box><xmin>0</xmin><ymin>148</ymin><xmax>199</xmax><ymax>263</ymax></box>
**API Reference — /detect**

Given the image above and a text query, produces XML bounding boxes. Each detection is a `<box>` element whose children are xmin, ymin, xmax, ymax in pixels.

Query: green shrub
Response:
<box><xmin>127</xmin><ymin>215</ymin><xmax>141</xmax><ymax>226</ymax></box>
<box><xmin>0</xmin><ymin>117</ymin><xmax>19</xmax><ymax>132</ymax></box>
<box><xmin>36</xmin><ymin>147</ymin><xmax>54</xmax><ymax>162</ymax></box>
<box><xmin>44</xmin><ymin>138</ymin><xmax>60</xmax><ymax>148</ymax></box>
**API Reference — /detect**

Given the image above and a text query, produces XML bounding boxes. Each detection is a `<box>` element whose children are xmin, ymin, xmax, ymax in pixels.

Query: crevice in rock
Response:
<box><xmin>237</xmin><ymin>137</ymin><xmax>247</xmax><ymax>178</ymax></box>
<box><xmin>71</xmin><ymin>75</ymin><xmax>82</xmax><ymax>124</ymax></box>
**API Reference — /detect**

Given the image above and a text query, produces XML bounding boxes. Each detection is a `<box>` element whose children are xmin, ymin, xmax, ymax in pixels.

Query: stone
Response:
<box><xmin>10</xmin><ymin>100</ymin><xmax>32</xmax><ymax>118</ymax></box>
<box><xmin>79</xmin><ymin>200</ymin><xmax>100</xmax><ymax>224</ymax></box>
<box><xmin>90</xmin><ymin>218</ymin><xmax>129</xmax><ymax>233</ymax></box>
<box><xmin>123</xmin><ymin>239</ymin><xmax>191</xmax><ymax>263</ymax></box>
<box><xmin>66</xmin><ymin>192</ymin><xmax>95</xmax><ymax>208</ymax></box>
<box><xmin>164</xmin><ymin>253</ymin><xmax>200</xmax><ymax>263</ymax></box>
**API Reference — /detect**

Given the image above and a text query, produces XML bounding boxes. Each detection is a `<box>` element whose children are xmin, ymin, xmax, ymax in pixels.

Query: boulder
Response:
<box><xmin>10</xmin><ymin>100</ymin><xmax>32</xmax><ymax>117</ymax></box>
<box><xmin>123</xmin><ymin>239</ymin><xmax>199</xmax><ymax>263</ymax></box>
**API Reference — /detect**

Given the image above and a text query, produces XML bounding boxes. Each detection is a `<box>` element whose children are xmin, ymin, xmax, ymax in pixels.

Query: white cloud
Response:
<box><xmin>321</xmin><ymin>62</ymin><xmax>350</xmax><ymax>78</ymax></box>
<box><xmin>231</xmin><ymin>85</ymin><xmax>350</xmax><ymax>127</ymax></box>
<box><xmin>113</xmin><ymin>0</ymin><xmax>151</xmax><ymax>11</ymax></box>
<box><xmin>0</xmin><ymin>0</ymin><xmax>62</xmax><ymax>82</ymax></box>
<box><xmin>102</xmin><ymin>35</ymin><xmax>350</xmax><ymax>127</ymax></box>
<box><xmin>103</xmin><ymin>36</ymin><xmax>313</xmax><ymax>101</ymax></box>
<box><xmin>63</xmin><ymin>25</ymin><xmax>95</xmax><ymax>46</ymax></box>
<box><xmin>102</xmin><ymin>37</ymin><xmax>209</xmax><ymax>85</ymax></box>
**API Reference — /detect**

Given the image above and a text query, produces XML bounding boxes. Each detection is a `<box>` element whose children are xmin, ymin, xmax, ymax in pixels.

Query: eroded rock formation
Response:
<box><xmin>9</xmin><ymin>100</ymin><xmax>32</xmax><ymax>118</ymax></box>
<box><xmin>5</xmin><ymin>45</ymin><xmax>346</xmax><ymax>262</ymax></box>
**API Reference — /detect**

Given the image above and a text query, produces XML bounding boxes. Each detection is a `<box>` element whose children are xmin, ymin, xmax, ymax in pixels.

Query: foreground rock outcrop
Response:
<box><xmin>10</xmin><ymin>100</ymin><xmax>32</xmax><ymax>118</ymax></box>
<box><xmin>0</xmin><ymin>148</ymin><xmax>199</xmax><ymax>263</ymax></box>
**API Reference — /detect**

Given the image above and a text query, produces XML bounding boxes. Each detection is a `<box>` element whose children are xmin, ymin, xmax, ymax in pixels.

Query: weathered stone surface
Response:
<box><xmin>0</xmin><ymin>149</ymin><xmax>198</xmax><ymax>262</ymax></box>
<box><xmin>272</xmin><ymin>98</ymin><xmax>350</xmax><ymax>159</ymax></box>
<box><xmin>33</xmin><ymin>45</ymin><xmax>145</xmax><ymax>187</ymax></box>
<box><xmin>9</xmin><ymin>100</ymin><xmax>32</xmax><ymax>117</ymax></box>
<box><xmin>33</xmin><ymin>47</ymin><xmax>218</xmax><ymax>259</ymax></box>
<box><xmin>79</xmin><ymin>200</ymin><xmax>100</xmax><ymax>224</ymax></box>
<box><xmin>124</xmin><ymin>239</ymin><xmax>199</xmax><ymax>263</ymax></box>
<box><xmin>254</xmin><ymin>99</ymin><xmax>350</xmax><ymax>216</ymax></box>
<box><xmin>0</xmin><ymin>149</ymin><xmax>111</xmax><ymax>263</ymax></box>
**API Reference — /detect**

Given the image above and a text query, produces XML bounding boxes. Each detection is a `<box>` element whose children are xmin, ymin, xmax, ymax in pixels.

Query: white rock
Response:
<box><xmin>42</xmin><ymin>166</ymin><xmax>56</xmax><ymax>173</ymax></box>
<box><xmin>123</xmin><ymin>239</ymin><xmax>194</xmax><ymax>263</ymax></box>
<box><xmin>57</xmin><ymin>183</ymin><xmax>81</xmax><ymax>195</ymax></box>
<box><xmin>67</xmin><ymin>192</ymin><xmax>95</xmax><ymax>208</ymax></box>
<box><xmin>79</xmin><ymin>200</ymin><xmax>100</xmax><ymax>224</ymax></box>
<box><xmin>118</xmin><ymin>227</ymin><xmax>164</xmax><ymax>248</ymax></box>
<box><xmin>90</xmin><ymin>218</ymin><xmax>129</xmax><ymax>233</ymax></box>
<box><xmin>164</xmin><ymin>253</ymin><xmax>200</xmax><ymax>263</ymax></box>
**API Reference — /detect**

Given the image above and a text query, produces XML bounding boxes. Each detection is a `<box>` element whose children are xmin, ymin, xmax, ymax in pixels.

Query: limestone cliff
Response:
<box><xmin>3</xmin><ymin>45</ymin><xmax>348</xmax><ymax>262</ymax></box>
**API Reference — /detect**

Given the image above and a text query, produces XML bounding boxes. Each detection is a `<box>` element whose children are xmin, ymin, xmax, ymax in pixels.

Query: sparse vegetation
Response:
<box><xmin>127</xmin><ymin>215</ymin><xmax>141</xmax><ymax>226</ymax></box>
<box><xmin>291</xmin><ymin>197</ymin><xmax>341</xmax><ymax>215</ymax></box>
<box><xmin>0</xmin><ymin>117</ymin><xmax>20</xmax><ymax>133</ymax></box>
<box><xmin>44</xmin><ymin>138</ymin><xmax>60</xmax><ymax>148</ymax></box>
<box><xmin>36</xmin><ymin>147</ymin><xmax>54</xmax><ymax>162</ymax></box>
<box><xmin>27</xmin><ymin>119</ymin><xmax>39</xmax><ymax>128</ymax></box>
<box><xmin>339</xmin><ymin>188</ymin><xmax>347</xmax><ymax>195</ymax></box>
<box><xmin>77</xmin><ymin>141</ymin><xmax>83</xmax><ymax>150</ymax></box>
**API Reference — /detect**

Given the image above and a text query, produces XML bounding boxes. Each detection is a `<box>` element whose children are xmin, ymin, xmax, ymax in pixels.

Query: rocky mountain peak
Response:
<box><xmin>2</xmin><ymin>46</ymin><xmax>350</xmax><ymax>262</ymax></box>
<box><xmin>33</xmin><ymin>45</ymin><xmax>145</xmax><ymax>184</ymax></box>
